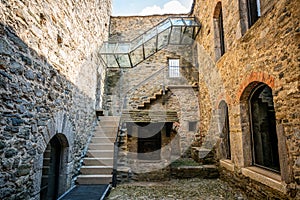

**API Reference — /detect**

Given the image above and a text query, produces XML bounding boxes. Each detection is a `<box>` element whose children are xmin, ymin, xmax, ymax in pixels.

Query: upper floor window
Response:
<box><xmin>168</xmin><ymin>59</ymin><xmax>180</xmax><ymax>78</ymax></box>
<box><xmin>247</xmin><ymin>0</ymin><xmax>261</xmax><ymax>27</ymax></box>
<box><xmin>213</xmin><ymin>2</ymin><xmax>225</xmax><ymax>61</ymax></box>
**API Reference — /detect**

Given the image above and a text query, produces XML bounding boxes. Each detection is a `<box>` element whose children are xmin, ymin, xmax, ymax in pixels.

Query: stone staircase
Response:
<box><xmin>77</xmin><ymin>116</ymin><xmax>120</xmax><ymax>185</ymax></box>
<box><xmin>137</xmin><ymin>86</ymin><xmax>169</xmax><ymax>109</ymax></box>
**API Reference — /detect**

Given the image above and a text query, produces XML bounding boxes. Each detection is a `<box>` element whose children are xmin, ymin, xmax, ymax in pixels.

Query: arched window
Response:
<box><xmin>239</xmin><ymin>0</ymin><xmax>261</xmax><ymax>35</ymax></box>
<box><xmin>213</xmin><ymin>2</ymin><xmax>225</xmax><ymax>61</ymax></box>
<box><xmin>218</xmin><ymin>100</ymin><xmax>231</xmax><ymax>159</ymax></box>
<box><xmin>247</xmin><ymin>0</ymin><xmax>261</xmax><ymax>27</ymax></box>
<box><xmin>249</xmin><ymin>84</ymin><xmax>280</xmax><ymax>172</ymax></box>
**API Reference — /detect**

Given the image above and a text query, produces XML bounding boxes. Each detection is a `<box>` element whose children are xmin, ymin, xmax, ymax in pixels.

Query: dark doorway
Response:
<box><xmin>40</xmin><ymin>135</ymin><xmax>64</xmax><ymax>200</ymax></box>
<box><xmin>219</xmin><ymin>100</ymin><xmax>231</xmax><ymax>159</ymax></box>
<box><xmin>137</xmin><ymin>122</ymin><xmax>162</xmax><ymax>160</ymax></box>
<box><xmin>249</xmin><ymin>84</ymin><xmax>280</xmax><ymax>172</ymax></box>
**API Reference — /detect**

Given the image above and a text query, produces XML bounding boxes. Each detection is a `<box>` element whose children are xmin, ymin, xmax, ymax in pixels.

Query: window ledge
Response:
<box><xmin>220</xmin><ymin>159</ymin><xmax>234</xmax><ymax>172</ymax></box>
<box><xmin>242</xmin><ymin>167</ymin><xmax>287</xmax><ymax>193</ymax></box>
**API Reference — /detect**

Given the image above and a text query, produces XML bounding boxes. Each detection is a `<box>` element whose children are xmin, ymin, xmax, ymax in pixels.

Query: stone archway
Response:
<box><xmin>40</xmin><ymin>133</ymin><xmax>70</xmax><ymax>200</ymax></box>
<box><xmin>31</xmin><ymin>111</ymin><xmax>74</xmax><ymax>199</ymax></box>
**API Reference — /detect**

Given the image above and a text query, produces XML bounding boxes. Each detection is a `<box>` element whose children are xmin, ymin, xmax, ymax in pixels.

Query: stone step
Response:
<box><xmin>43</xmin><ymin>158</ymin><xmax>50</xmax><ymax>166</ymax></box>
<box><xmin>76</xmin><ymin>175</ymin><xmax>112</xmax><ymax>185</ymax></box>
<box><xmin>81</xmin><ymin>166</ymin><xmax>113</xmax><ymax>175</ymax></box>
<box><xmin>88</xmin><ymin>143</ymin><xmax>114</xmax><ymax>150</ymax></box>
<box><xmin>42</xmin><ymin>166</ymin><xmax>50</xmax><ymax>175</ymax></box>
<box><xmin>91</xmin><ymin>136</ymin><xmax>115</xmax><ymax>143</ymax></box>
<box><xmin>99</xmin><ymin>116</ymin><xmax>120</xmax><ymax>122</ymax></box>
<box><xmin>99</xmin><ymin>120</ymin><xmax>119</xmax><ymax>127</ymax></box>
<box><xmin>171</xmin><ymin>165</ymin><xmax>219</xmax><ymax>179</ymax></box>
<box><xmin>95</xmin><ymin>126</ymin><xmax>118</xmax><ymax>132</ymax></box>
<box><xmin>93</xmin><ymin>131</ymin><xmax>117</xmax><ymax>138</ymax></box>
<box><xmin>83</xmin><ymin>158</ymin><xmax>114</xmax><ymax>166</ymax></box>
<box><xmin>86</xmin><ymin>150</ymin><xmax>114</xmax><ymax>158</ymax></box>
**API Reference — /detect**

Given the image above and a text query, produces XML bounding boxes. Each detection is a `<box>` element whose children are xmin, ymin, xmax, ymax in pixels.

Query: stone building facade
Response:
<box><xmin>0</xmin><ymin>0</ymin><xmax>111</xmax><ymax>199</ymax></box>
<box><xmin>104</xmin><ymin>15</ymin><xmax>202</xmax><ymax>181</ymax></box>
<box><xmin>1</xmin><ymin>0</ymin><xmax>299</xmax><ymax>199</ymax></box>
<box><xmin>191</xmin><ymin>0</ymin><xmax>300</xmax><ymax>199</ymax></box>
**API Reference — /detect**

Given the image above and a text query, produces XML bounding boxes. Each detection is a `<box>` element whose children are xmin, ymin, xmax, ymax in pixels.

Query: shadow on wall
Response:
<box><xmin>0</xmin><ymin>23</ymin><xmax>96</xmax><ymax>199</ymax></box>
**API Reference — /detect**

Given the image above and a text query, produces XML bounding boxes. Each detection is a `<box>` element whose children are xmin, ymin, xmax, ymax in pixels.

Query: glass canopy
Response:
<box><xmin>100</xmin><ymin>17</ymin><xmax>201</xmax><ymax>68</ymax></box>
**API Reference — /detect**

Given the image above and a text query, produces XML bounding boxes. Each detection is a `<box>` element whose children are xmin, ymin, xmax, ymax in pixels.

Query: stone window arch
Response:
<box><xmin>218</xmin><ymin>100</ymin><xmax>231</xmax><ymax>160</ymax></box>
<box><xmin>239</xmin><ymin>0</ymin><xmax>261</xmax><ymax>35</ymax></box>
<box><xmin>213</xmin><ymin>2</ymin><xmax>225</xmax><ymax>61</ymax></box>
<box><xmin>240</xmin><ymin>82</ymin><xmax>280</xmax><ymax>172</ymax></box>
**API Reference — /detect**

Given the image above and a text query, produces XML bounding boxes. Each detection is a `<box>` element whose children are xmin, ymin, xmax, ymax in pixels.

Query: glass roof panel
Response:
<box><xmin>144</xmin><ymin>28</ymin><xmax>157</xmax><ymax>42</ymax></box>
<box><xmin>184</xmin><ymin>18</ymin><xmax>198</xmax><ymax>26</ymax></box>
<box><xmin>169</xmin><ymin>27</ymin><xmax>182</xmax><ymax>44</ymax></box>
<box><xmin>157</xmin><ymin>28</ymin><xmax>170</xmax><ymax>50</ymax></box>
<box><xmin>115</xmin><ymin>43</ymin><xmax>131</xmax><ymax>53</ymax></box>
<box><xmin>130</xmin><ymin>46</ymin><xmax>144</xmax><ymax>66</ymax></box>
<box><xmin>100</xmin><ymin>42</ymin><xmax>117</xmax><ymax>54</ymax></box>
<box><xmin>157</xmin><ymin>19</ymin><xmax>172</xmax><ymax>33</ymax></box>
<box><xmin>181</xmin><ymin>27</ymin><xmax>194</xmax><ymax>44</ymax></box>
<box><xmin>103</xmin><ymin>55</ymin><xmax>119</xmax><ymax>68</ymax></box>
<box><xmin>144</xmin><ymin>37</ymin><xmax>157</xmax><ymax>58</ymax></box>
<box><xmin>116</xmin><ymin>54</ymin><xmax>131</xmax><ymax>68</ymax></box>
<box><xmin>131</xmin><ymin>35</ymin><xmax>143</xmax><ymax>51</ymax></box>
<box><xmin>170</xmin><ymin>18</ymin><xmax>185</xmax><ymax>26</ymax></box>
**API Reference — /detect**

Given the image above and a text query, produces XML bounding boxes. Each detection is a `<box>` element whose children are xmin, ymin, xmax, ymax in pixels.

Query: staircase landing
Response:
<box><xmin>59</xmin><ymin>184</ymin><xmax>110</xmax><ymax>200</ymax></box>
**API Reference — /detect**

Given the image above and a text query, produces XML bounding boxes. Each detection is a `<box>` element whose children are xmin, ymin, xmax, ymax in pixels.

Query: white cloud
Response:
<box><xmin>139</xmin><ymin>0</ymin><xmax>190</xmax><ymax>16</ymax></box>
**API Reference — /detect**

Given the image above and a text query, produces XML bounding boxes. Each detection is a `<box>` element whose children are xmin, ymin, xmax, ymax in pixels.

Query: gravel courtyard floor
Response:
<box><xmin>107</xmin><ymin>178</ymin><xmax>247</xmax><ymax>200</ymax></box>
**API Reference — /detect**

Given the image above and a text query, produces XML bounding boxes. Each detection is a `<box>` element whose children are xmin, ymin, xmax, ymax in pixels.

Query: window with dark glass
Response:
<box><xmin>213</xmin><ymin>2</ymin><xmax>225</xmax><ymax>60</ymax></box>
<box><xmin>249</xmin><ymin>84</ymin><xmax>280</xmax><ymax>172</ymax></box>
<box><xmin>218</xmin><ymin>7</ymin><xmax>225</xmax><ymax>56</ymax></box>
<box><xmin>247</xmin><ymin>0</ymin><xmax>261</xmax><ymax>27</ymax></box>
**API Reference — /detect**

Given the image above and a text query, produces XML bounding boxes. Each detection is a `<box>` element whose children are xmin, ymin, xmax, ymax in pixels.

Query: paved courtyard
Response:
<box><xmin>107</xmin><ymin>178</ymin><xmax>246</xmax><ymax>200</ymax></box>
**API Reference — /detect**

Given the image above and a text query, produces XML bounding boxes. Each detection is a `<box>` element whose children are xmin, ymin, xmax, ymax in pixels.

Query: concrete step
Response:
<box><xmin>86</xmin><ymin>150</ymin><xmax>114</xmax><ymax>158</ymax></box>
<box><xmin>99</xmin><ymin>116</ymin><xmax>120</xmax><ymax>122</ymax></box>
<box><xmin>88</xmin><ymin>143</ymin><xmax>114</xmax><ymax>151</ymax></box>
<box><xmin>94</xmin><ymin>131</ymin><xmax>117</xmax><ymax>138</ymax></box>
<box><xmin>99</xmin><ymin>120</ymin><xmax>119</xmax><ymax>127</ymax></box>
<box><xmin>43</xmin><ymin>158</ymin><xmax>50</xmax><ymax>166</ymax></box>
<box><xmin>95</xmin><ymin>126</ymin><xmax>118</xmax><ymax>132</ymax></box>
<box><xmin>83</xmin><ymin>158</ymin><xmax>114</xmax><ymax>166</ymax></box>
<box><xmin>91</xmin><ymin>137</ymin><xmax>115</xmax><ymax>143</ymax></box>
<box><xmin>81</xmin><ymin>166</ymin><xmax>113</xmax><ymax>175</ymax></box>
<box><xmin>171</xmin><ymin>165</ymin><xmax>219</xmax><ymax>179</ymax></box>
<box><xmin>76</xmin><ymin>175</ymin><xmax>112</xmax><ymax>185</ymax></box>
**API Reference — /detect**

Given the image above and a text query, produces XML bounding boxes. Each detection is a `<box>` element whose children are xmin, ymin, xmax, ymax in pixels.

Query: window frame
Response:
<box><xmin>248</xmin><ymin>84</ymin><xmax>280</xmax><ymax>173</ymax></box>
<box><xmin>168</xmin><ymin>58</ymin><xmax>180</xmax><ymax>78</ymax></box>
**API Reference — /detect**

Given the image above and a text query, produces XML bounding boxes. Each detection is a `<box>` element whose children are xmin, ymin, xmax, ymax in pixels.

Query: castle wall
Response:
<box><xmin>0</xmin><ymin>1</ymin><xmax>111</xmax><ymax>199</ymax></box>
<box><xmin>192</xmin><ymin>0</ymin><xmax>299</xmax><ymax>198</ymax></box>
<box><xmin>106</xmin><ymin>15</ymin><xmax>201</xmax><ymax>181</ymax></box>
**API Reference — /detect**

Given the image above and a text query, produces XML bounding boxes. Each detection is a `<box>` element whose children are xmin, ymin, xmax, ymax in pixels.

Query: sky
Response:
<box><xmin>112</xmin><ymin>0</ymin><xmax>193</xmax><ymax>16</ymax></box>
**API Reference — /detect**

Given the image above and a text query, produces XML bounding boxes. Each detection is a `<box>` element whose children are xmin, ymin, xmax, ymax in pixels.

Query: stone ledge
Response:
<box><xmin>171</xmin><ymin>165</ymin><xmax>219</xmax><ymax>179</ymax></box>
<box><xmin>241</xmin><ymin>167</ymin><xmax>287</xmax><ymax>194</ymax></box>
<box><xmin>220</xmin><ymin>159</ymin><xmax>234</xmax><ymax>172</ymax></box>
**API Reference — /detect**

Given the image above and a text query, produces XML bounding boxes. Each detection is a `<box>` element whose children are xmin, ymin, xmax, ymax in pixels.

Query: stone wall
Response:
<box><xmin>110</xmin><ymin>14</ymin><xmax>185</xmax><ymax>41</ymax></box>
<box><xmin>192</xmin><ymin>0</ymin><xmax>299</xmax><ymax>198</ymax></box>
<box><xmin>0</xmin><ymin>0</ymin><xmax>111</xmax><ymax>199</ymax></box>
<box><xmin>106</xmin><ymin>14</ymin><xmax>201</xmax><ymax>181</ymax></box>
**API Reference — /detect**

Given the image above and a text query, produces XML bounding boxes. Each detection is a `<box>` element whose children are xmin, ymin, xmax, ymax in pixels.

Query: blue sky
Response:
<box><xmin>112</xmin><ymin>0</ymin><xmax>193</xmax><ymax>16</ymax></box>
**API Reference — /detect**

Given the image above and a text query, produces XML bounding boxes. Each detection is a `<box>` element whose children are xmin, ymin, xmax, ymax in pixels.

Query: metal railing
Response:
<box><xmin>100</xmin><ymin>17</ymin><xmax>201</xmax><ymax>68</ymax></box>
